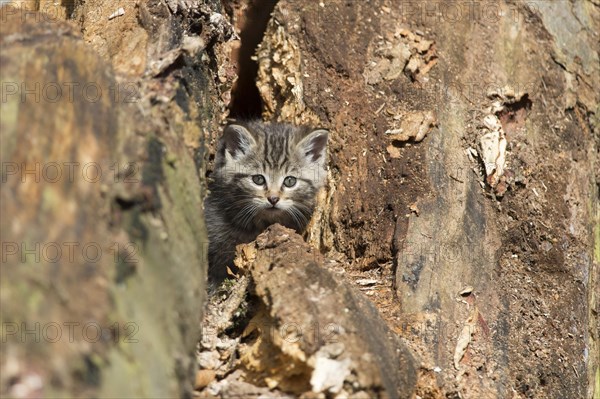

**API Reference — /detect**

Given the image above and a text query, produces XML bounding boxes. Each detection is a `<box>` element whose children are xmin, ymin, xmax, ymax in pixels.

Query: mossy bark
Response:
<box><xmin>0</xmin><ymin>0</ymin><xmax>225</xmax><ymax>395</ymax></box>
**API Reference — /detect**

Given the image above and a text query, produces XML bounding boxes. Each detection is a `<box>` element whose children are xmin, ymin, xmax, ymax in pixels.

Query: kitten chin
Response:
<box><xmin>204</xmin><ymin>120</ymin><xmax>328</xmax><ymax>288</ymax></box>
<box><xmin>253</xmin><ymin>207</ymin><xmax>298</xmax><ymax>231</ymax></box>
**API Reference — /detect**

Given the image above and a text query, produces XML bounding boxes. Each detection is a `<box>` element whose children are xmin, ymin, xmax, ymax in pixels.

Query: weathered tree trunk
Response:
<box><xmin>1</xmin><ymin>0</ymin><xmax>598</xmax><ymax>398</ymax></box>
<box><xmin>0</xmin><ymin>0</ymin><xmax>231</xmax><ymax>396</ymax></box>
<box><xmin>254</xmin><ymin>1</ymin><xmax>599</xmax><ymax>398</ymax></box>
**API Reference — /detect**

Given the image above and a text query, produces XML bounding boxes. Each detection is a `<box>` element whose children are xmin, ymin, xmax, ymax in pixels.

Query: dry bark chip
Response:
<box><xmin>385</xmin><ymin>110</ymin><xmax>438</xmax><ymax>144</ymax></box>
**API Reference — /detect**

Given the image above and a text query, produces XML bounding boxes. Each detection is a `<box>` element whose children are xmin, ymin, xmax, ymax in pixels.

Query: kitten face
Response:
<box><xmin>211</xmin><ymin>121</ymin><xmax>328</xmax><ymax>233</ymax></box>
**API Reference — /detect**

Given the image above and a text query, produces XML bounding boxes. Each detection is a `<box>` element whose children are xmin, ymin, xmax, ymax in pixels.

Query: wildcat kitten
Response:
<box><xmin>204</xmin><ymin>120</ymin><xmax>328</xmax><ymax>286</ymax></box>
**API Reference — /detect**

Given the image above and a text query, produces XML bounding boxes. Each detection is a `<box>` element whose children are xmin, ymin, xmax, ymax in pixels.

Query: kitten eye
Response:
<box><xmin>252</xmin><ymin>174</ymin><xmax>266</xmax><ymax>185</ymax></box>
<box><xmin>283</xmin><ymin>176</ymin><xmax>297</xmax><ymax>188</ymax></box>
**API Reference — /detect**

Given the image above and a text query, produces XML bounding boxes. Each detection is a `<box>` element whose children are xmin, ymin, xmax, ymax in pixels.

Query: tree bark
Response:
<box><xmin>0</xmin><ymin>0</ymin><xmax>229</xmax><ymax>395</ymax></box>
<box><xmin>1</xmin><ymin>0</ymin><xmax>598</xmax><ymax>398</ymax></box>
<box><xmin>255</xmin><ymin>1</ymin><xmax>599</xmax><ymax>397</ymax></box>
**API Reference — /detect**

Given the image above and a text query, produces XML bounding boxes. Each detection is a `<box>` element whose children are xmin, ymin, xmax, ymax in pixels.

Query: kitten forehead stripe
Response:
<box><xmin>263</xmin><ymin>136</ymin><xmax>272</xmax><ymax>168</ymax></box>
<box><xmin>272</xmin><ymin>134</ymin><xmax>282</xmax><ymax>168</ymax></box>
<box><xmin>272</xmin><ymin>135</ymin><xmax>281</xmax><ymax>168</ymax></box>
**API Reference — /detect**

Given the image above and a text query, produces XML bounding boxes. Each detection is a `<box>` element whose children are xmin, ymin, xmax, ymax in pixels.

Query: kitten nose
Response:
<box><xmin>268</xmin><ymin>196</ymin><xmax>279</xmax><ymax>206</ymax></box>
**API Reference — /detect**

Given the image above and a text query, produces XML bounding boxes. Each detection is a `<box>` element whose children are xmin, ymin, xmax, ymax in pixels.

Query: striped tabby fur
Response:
<box><xmin>204</xmin><ymin>120</ymin><xmax>329</xmax><ymax>286</ymax></box>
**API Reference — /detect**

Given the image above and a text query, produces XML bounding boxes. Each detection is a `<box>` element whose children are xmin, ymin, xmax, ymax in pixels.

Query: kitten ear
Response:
<box><xmin>297</xmin><ymin>129</ymin><xmax>329</xmax><ymax>163</ymax></box>
<box><xmin>222</xmin><ymin>124</ymin><xmax>256</xmax><ymax>159</ymax></box>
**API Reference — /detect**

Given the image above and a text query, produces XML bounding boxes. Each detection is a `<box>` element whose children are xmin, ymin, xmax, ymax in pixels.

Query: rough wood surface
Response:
<box><xmin>253</xmin><ymin>225</ymin><xmax>417</xmax><ymax>398</ymax></box>
<box><xmin>196</xmin><ymin>225</ymin><xmax>418</xmax><ymax>398</ymax></box>
<box><xmin>254</xmin><ymin>1</ymin><xmax>600</xmax><ymax>397</ymax></box>
<box><xmin>1</xmin><ymin>0</ymin><xmax>598</xmax><ymax>398</ymax></box>
<box><xmin>0</xmin><ymin>2</ymin><xmax>227</xmax><ymax>395</ymax></box>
